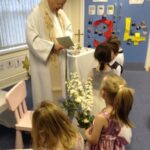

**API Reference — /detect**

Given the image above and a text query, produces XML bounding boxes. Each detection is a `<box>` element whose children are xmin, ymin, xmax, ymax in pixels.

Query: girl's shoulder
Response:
<box><xmin>100</xmin><ymin>109</ymin><xmax>111</xmax><ymax>119</ymax></box>
<box><xmin>93</xmin><ymin>110</ymin><xmax>113</xmax><ymax>131</ymax></box>
<box><xmin>93</xmin><ymin>109</ymin><xmax>111</xmax><ymax>126</ymax></box>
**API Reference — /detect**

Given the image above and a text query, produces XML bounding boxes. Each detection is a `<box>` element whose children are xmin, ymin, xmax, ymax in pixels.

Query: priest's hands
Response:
<box><xmin>52</xmin><ymin>43</ymin><xmax>64</xmax><ymax>54</ymax></box>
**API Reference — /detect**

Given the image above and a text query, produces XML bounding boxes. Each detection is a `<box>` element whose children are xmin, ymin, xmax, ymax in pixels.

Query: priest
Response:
<box><xmin>26</xmin><ymin>0</ymin><xmax>73</xmax><ymax>108</ymax></box>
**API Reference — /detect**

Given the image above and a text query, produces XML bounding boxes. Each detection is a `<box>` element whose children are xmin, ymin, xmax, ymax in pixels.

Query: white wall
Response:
<box><xmin>145</xmin><ymin>33</ymin><xmax>150</xmax><ymax>71</ymax></box>
<box><xmin>64</xmin><ymin>0</ymin><xmax>84</xmax><ymax>46</ymax></box>
<box><xmin>0</xmin><ymin>0</ymin><xmax>85</xmax><ymax>89</ymax></box>
<box><xmin>0</xmin><ymin>47</ymin><xmax>28</xmax><ymax>89</ymax></box>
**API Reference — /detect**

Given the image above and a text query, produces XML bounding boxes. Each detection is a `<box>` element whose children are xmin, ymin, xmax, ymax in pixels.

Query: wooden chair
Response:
<box><xmin>5</xmin><ymin>80</ymin><xmax>33</xmax><ymax>149</ymax></box>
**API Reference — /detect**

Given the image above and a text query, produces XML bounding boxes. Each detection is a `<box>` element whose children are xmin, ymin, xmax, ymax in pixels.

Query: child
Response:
<box><xmin>85</xmin><ymin>74</ymin><xmax>134</xmax><ymax>150</ymax></box>
<box><xmin>94</xmin><ymin>43</ymin><xmax>122</xmax><ymax>76</ymax></box>
<box><xmin>89</xmin><ymin>44</ymin><xmax>123</xmax><ymax>116</ymax></box>
<box><xmin>94</xmin><ymin>43</ymin><xmax>123</xmax><ymax>75</ymax></box>
<box><xmin>90</xmin><ymin>44</ymin><xmax>117</xmax><ymax>116</ymax></box>
<box><xmin>32</xmin><ymin>101</ymin><xmax>84</xmax><ymax>150</ymax></box>
<box><xmin>94</xmin><ymin>44</ymin><xmax>112</xmax><ymax>73</ymax></box>
<box><xmin>107</xmin><ymin>35</ymin><xmax>124</xmax><ymax>72</ymax></box>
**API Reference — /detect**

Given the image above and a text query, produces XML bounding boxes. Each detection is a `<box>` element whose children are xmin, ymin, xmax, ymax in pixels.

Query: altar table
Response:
<box><xmin>67</xmin><ymin>47</ymin><xmax>98</xmax><ymax>81</ymax></box>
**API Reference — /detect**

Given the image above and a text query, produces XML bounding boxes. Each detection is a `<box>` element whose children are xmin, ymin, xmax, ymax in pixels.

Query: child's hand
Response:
<box><xmin>85</xmin><ymin>125</ymin><xmax>93</xmax><ymax>135</ymax></box>
<box><xmin>89</xmin><ymin>125</ymin><xmax>93</xmax><ymax>134</ymax></box>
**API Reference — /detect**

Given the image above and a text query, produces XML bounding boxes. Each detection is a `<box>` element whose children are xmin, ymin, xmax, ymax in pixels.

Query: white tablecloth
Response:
<box><xmin>67</xmin><ymin>47</ymin><xmax>97</xmax><ymax>81</ymax></box>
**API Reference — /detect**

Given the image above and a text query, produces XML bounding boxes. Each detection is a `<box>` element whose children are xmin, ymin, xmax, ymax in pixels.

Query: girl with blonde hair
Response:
<box><xmin>32</xmin><ymin>101</ymin><xmax>84</xmax><ymax>150</ymax></box>
<box><xmin>85</xmin><ymin>74</ymin><xmax>134</xmax><ymax>150</ymax></box>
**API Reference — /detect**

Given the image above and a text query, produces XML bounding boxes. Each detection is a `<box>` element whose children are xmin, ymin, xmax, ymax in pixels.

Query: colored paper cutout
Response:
<box><xmin>89</xmin><ymin>5</ymin><xmax>96</xmax><ymax>15</ymax></box>
<box><xmin>107</xmin><ymin>5</ymin><xmax>115</xmax><ymax>15</ymax></box>
<box><xmin>97</xmin><ymin>5</ymin><xmax>105</xmax><ymax>15</ymax></box>
<box><xmin>93</xmin><ymin>0</ymin><xmax>108</xmax><ymax>2</ymax></box>
<box><xmin>129</xmin><ymin>0</ymin><xmax>144</xmax><ymax>4</ymax></box>
<box><xmin>123</xmin><ymin>17</ymin><xmax>146</xmax><ymax>45</ymax></box>
<box><xmin>93</xmin><ymin>18</ymin><xmax>113</xmax><ymax>47</ymax></box>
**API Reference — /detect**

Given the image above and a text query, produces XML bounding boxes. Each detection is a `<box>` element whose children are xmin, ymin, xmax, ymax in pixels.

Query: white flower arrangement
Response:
<box><xmin>63</xmin><ymin>72</ymin><xmax>94</xmax><ymax>128</ymax></box>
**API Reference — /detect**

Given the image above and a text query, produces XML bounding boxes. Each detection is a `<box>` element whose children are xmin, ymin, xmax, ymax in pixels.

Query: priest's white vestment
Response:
<box><xmin>26</xmin><ymin>0</ymin><xmax>73</xmax><ymax>108</ymax></box>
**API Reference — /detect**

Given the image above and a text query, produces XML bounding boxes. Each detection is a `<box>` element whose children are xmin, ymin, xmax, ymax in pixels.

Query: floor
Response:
<box><xmin>0</xmin><ymin>69</ymin><xmax>150</xmax><ymax>150</ymax></box>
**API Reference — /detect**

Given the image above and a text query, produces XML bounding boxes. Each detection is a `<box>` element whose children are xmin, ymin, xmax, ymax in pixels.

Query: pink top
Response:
<box><xmin>85</xmin><ymin>110</ymin><xmax>129</xmax><ymax>150</ymax></box>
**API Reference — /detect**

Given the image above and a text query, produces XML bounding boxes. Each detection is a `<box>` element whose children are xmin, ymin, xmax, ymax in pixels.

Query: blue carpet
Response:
<box><xmin>122</xmin><ymin>70</ymin><xmax>150</xmax><ymax>150</ymax></box>
<box><xmin>0</xmin><ymin>71</ymin><xmax>150</xmax><ymax>149</ymax></box>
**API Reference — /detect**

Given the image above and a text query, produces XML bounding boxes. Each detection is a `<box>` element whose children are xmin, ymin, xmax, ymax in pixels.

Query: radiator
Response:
<box><xmin>0</xmin><ymin>45</ymin><xmax>29</xmax><ymax>89</ymax></box>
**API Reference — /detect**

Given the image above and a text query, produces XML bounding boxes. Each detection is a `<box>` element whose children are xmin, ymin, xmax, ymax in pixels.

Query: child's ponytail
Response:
<box><xmin>113</xmin><ymin>86</ymin><xmax>134</xmax><ymax>128</ymax></box>
<box><xmin>99</xmin><ymin>61</ymin><xmax>105</xmax><ymax>71</ymax></box>
<box><xmin>94</xmin><ymin>44</ymin><xmax>112</xmax><ymax>71</ymax></box>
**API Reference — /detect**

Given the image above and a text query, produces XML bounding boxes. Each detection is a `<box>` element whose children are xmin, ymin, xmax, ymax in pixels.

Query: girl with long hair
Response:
<box><xmin>85</xmin><ymin>74</ymin><xmax>134</xmax><ymax>150</ymax></box>
<box><xmin>32</xmin><ymin>101</ymin><xmax>84</xmax><ymax>150</ymax></box>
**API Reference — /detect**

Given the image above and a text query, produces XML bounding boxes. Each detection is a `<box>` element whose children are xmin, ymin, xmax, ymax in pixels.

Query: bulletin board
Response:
<box><xmin>84</xmin><ymin>0</ymin><xmax>150</xmax><ymax>63</ymax></box>
<box><xmin>84</xmin><ymin>0</ymin><xmax>119</xmax><ymax>48</ymax></box>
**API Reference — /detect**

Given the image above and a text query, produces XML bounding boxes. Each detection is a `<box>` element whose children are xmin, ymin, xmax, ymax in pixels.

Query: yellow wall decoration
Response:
<box><xmin>123</xmin><ymin>17</ymin><xmax>146</xmax><ymax>45</ymax></box>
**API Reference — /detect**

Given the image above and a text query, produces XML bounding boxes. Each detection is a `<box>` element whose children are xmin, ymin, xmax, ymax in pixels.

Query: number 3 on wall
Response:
<box><xmin>93</xmin><ymin>18</ymin><xmax>113</xmax><ymax>47</ymax></box>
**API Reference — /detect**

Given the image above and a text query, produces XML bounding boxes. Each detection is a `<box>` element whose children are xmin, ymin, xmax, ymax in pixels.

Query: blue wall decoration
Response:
<box><xmin>84</xmin><ymin>0</ymin><xmax>150</xmax><ymax>64</ymax></box>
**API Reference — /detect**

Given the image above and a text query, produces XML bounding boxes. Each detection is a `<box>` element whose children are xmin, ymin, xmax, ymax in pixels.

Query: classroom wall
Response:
<box><xmin>0</xmin><ymin>46</ymin><xmax>28</xmax><ymax>89</ymax></box>
<box><xmin>84</xmin><ymin>0</ymin><xmax>150</xmax><ymax>65</ymax></box>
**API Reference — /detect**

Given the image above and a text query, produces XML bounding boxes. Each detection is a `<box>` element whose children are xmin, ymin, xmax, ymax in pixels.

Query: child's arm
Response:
<box><xmin>85</xmin><ymin>114</ymin><xmax>107</xmax><ymax>144</ymax></box>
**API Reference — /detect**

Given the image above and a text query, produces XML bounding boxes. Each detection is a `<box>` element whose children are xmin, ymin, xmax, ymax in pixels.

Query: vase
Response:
<box><xmin>68</xmin><ymin>111</ymin><xmax>75</xmax><ymax>122</ymax></box>
<box><xmin>78</xmin><ymin>126</ymin><xmax>86</xmax><ymax>140</ymax></box>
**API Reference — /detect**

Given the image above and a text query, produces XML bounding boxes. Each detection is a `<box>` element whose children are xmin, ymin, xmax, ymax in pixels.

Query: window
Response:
<box><xmin>0</xmin><ymin>0</ymin><xmax>40</xmax><ymax>50</ymax></box>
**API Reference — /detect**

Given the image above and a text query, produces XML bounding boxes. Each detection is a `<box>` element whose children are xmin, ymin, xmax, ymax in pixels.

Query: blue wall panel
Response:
<box><xmin>84</xmin><ymin>0</ymin><xmax>150</xmax><ymax>63</ymax></box>
<box><xmin>117</xmin><ymin>0</ymin><xmax>150</xmax><ymax>63</ymax></box>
